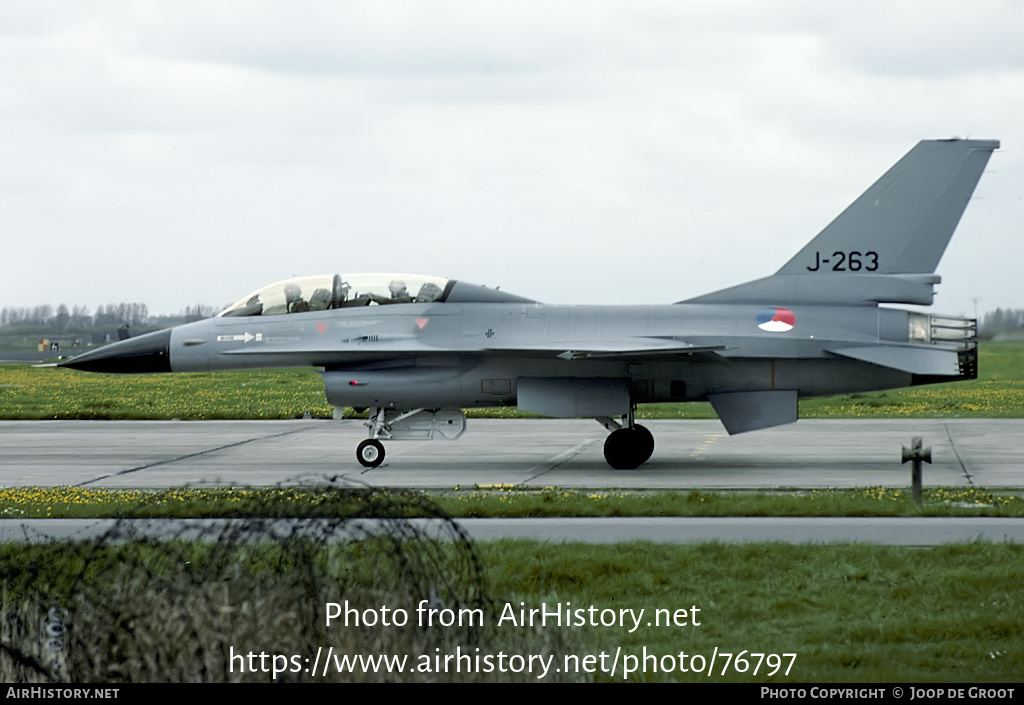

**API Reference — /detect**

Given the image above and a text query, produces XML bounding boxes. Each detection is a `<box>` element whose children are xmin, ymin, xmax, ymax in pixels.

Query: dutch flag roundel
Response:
<box><xmin>756</xmin><ymin>307</ymin><xmax>796</xmax><ymax>332</ymax></box>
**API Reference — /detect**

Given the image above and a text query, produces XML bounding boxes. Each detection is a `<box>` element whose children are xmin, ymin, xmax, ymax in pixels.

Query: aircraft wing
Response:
<box><xmin>483</xmin><ymin>340</ymin><xmax>729</xmax><ymax>360</ymax></box>
<box><xmin>210</xmin><ymin>334</ymin><xmax>728</xmax><ymax>361</ymax></box>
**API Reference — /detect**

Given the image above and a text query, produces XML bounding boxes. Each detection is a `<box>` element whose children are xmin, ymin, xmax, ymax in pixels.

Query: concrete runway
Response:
<box><xmin>4</xmin><ymin>516</ymin><xmax>1024</xmax><ymax>545</ymax></box>
<box><xmin>0</xmin><ymin>417</ymin><xmax>1021</xmax><ymax>490</ymax></box>
<box><xmin>2</xmin><ymin>418</ymin><xmax>1022</xmax><ymax>544</ymax></box>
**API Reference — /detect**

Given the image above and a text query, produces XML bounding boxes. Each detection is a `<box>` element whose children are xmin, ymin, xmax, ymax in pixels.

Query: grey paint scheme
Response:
<box><xmin>60</xmin><ymin>139</ymin><xmax>997</xmax><ymax>469</ymax></box>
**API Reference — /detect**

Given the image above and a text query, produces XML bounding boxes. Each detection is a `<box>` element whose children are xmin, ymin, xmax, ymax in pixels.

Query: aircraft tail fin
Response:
<box><xmin>686</xmin><ymin>139</ymin><xmax>998</xmax><ymax>306</ymax></box>
<box><xmin>777</xmin><ymin>138</ymin><xmax>998</xmax><ymax>276</ymax></box>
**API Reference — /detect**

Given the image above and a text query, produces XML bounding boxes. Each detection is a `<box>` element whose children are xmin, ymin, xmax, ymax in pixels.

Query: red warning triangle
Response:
<box><xmin>315</xmin><ymin>322</ymin><xmax>328</xmax><ymax>334</ymax></box>
<box><xmin>415</xmin><ymin>318</ymin><xmax>429</xmax><ymax>329</ymax></box>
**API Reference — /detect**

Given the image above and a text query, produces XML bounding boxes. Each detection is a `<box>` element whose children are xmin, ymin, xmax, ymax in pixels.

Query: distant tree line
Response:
<box><xmin>980</xmin><ymin>308</ymin><xmax>1024</xmax><ymax>339</ymax></box>
<box><xmin>0</xmin><ymin>302</ymin><xmax>221</xmax><ymax>335</ymax></box>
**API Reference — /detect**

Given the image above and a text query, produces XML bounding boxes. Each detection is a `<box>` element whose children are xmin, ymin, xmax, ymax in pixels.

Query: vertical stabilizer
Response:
<box><xmin>685</xmin><ymin>139</ymin><xmax>998</xmax><ymax>306</ymax></box>
<box><xmin>777</xmin><ymin>139</ymin><xmax>998</xmax><ymax>275</ymax></box>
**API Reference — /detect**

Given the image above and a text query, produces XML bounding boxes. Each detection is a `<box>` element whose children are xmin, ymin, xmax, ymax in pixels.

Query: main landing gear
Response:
<box><xmin>597</xmin><ymin>410</ymin><xmax>655</xmax><ymax>470</ymax></box>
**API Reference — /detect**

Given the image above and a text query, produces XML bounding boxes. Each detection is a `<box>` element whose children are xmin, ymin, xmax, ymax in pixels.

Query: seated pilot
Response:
<box><xmin>388</xmin><ymin>280</ymin><xmax>412</xmax><ymax>303</ymax></box>
<box><xmin>285</xmin><ymin>283</ymin><xmax>309</xmax><ymax>313</ymax></box>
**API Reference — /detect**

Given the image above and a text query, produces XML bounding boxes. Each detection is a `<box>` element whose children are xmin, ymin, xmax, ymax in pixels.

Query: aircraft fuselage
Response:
<box><xmin>147</xmin><ymin>301</ymin><xmax>941</xmax><ymax>410</ymax></box>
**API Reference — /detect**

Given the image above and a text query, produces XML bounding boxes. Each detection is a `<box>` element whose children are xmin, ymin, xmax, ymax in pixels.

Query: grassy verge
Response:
<box><xmin>477</xmin><ymin>541</ymin><xmax>1024</xmax><ymax>682</ymax></box>
<box><xmin>2</xmin><ymin>538</ymin><xmax>1020</xmax><ymax>682</ymax></box>
<box><xmin>3</xmin><ymin>485</ymin><xmax>1023</xmax><ymax>519</ymax></box>
<box><xmin>0</xmin><ymin>365</ymin><xmax>333</xmax><ymax>420</ymax></box>
<box><xmin>3</xmin><ymin>341</ymin><xmax>1024</xmax><ymax>420</ymax></box>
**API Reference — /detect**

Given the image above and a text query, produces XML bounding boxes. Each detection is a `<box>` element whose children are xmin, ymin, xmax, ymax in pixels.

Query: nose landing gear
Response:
<box><xmin>352</xmin><ymin>407</ymin><xmax>468</xmax><ymax>468</ymax></box>
<box><xmin>356</xmin><ymin>438</ymin><xmax>385</xmax><ymax>468</ymax></box>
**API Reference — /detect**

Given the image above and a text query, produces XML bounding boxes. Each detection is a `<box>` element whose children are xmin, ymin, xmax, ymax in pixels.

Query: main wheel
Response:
<box><xmin>356</xmin><ymin>439</ymin><xmax>385</xmax><ymax>468</ymax></box>
<box><xmin>603</xmin><ymin>430</ymin><xmax>633</xmax><ymax>469</ymax></box>
<box><xmin>633</xmin><ymin>424</ymin><xmax>655</xmax><ymax>464</ymax></box>
<box><xmin>603</xmin><ymin>426</ymin><xmax>655</xmax><ymax>469</ymax></box>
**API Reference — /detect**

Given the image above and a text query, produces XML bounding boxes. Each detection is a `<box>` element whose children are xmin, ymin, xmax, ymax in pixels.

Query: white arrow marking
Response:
<box><xmin>216</xmin><ymin>332</ymin><xmax>259</xmax><ymax>343</ymax></box>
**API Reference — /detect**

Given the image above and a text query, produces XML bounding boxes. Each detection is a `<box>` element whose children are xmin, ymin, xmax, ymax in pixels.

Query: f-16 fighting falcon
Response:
<box><xmin>60</xmin><ymin>139</ymin><xmax>998</xmax><ymax>469</ymax></box>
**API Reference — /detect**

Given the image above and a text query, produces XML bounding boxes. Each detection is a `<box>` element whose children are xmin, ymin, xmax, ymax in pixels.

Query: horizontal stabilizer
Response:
<box><xmin>708</xmin><ymin>390</ymin><xmax>798</xmax><ymax>435</ymax></box>
<box><xmin>826</xmin><ymin>345</ymin><xmax>960</xmax><ymax>376</ymax></box>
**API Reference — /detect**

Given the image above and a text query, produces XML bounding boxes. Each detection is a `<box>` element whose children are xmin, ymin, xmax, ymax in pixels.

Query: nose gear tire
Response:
<box><xmin>357</xmin><ymin>439</ymin><xmax>385</xmax><ymax>468</ymax></box>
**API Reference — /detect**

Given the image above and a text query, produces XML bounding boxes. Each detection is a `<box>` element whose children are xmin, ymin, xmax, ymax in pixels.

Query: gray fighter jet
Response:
<box><xmin>61</xmin><ymin>138</ymin><xmax>998</xmax><ymax>469</ymax></box>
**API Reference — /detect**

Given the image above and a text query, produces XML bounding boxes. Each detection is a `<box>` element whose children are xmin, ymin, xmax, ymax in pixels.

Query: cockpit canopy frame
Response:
<box><xmin>218</xmin><ymin>274</ymin><xmax>451</xmax><ymax>317</ymax></box>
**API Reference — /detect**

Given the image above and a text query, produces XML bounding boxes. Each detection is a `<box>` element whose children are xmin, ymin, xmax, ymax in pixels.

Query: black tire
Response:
<box><xmin>633</xmin><ymin>424</ymin><xmax>655</xmax><ymax>464</ymax></box>
<box><xmin>604</xmin><ymin>429</ymin><xmax>630</xmax><ymax>469</ymax></box>
<box><xmin>603</xmin><ymin>426</ymin><xmax>655</xmax><ymax>469</ymax></box>
<box><xmin>356</xmin><ymin>439</ymin><xmax>385</xmax><ymax>468</ymax></box>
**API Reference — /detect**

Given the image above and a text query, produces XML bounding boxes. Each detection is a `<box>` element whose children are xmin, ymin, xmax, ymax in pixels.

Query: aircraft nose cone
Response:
<box><xmin>59</xmin><ymin>329</ymin><xmax>172</xmax><ymax>373</ymax></box>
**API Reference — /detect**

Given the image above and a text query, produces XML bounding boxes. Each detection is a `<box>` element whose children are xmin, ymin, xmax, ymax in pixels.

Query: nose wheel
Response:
<box><xmin>603</xmin><ymin>424</ymin><xmax>654</xmax><ymax>469</ymax></box>
<box><xmin>356</xmin><ymin>439</ymin><xmax>385</xmax><ymax>468</ymax></box>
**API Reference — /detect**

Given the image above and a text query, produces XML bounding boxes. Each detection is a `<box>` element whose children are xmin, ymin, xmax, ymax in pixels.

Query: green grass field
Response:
<box><xmin>3</xmin><ymin>341</ymin><xmax>1024</xmax><ymax>420</ymax></box>
<box><xmin>477</xmin><ymin>541</ymin><xmax>1024</xmax><ymax>682</ymax></box>
<box><xmin>3</xmin><ymin>537</ymin><xmax>1020</xmax><ymax>682</ymax></box>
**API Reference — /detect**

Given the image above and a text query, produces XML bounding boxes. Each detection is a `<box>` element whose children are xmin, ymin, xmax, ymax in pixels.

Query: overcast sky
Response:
<box><xmin>2</xmin><ymin>1</ymin><xmax>1022</xmax><ymax>318</ymax></box>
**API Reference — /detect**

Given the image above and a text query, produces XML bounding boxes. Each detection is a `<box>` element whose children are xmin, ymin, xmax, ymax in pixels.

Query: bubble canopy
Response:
<box><xmin>218</xmin><ymin>274</ymin><xmax>451</xmax><ymax>317</ymax></box>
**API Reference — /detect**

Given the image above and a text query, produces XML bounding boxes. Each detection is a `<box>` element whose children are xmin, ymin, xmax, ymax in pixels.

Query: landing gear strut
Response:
<box><xmin>597</xmin><ymin>408</ymin><xmax>655</xmax><ymax>469</ymax></box>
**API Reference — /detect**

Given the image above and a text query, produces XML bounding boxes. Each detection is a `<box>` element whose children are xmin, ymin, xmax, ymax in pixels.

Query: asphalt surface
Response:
<box><xmin>4</xmin><ymin>516</ymin><xmax>1022</xmax><ymax>546</ymax></box>
<box><xmin>0</xmin><ymin>418</ymin><xmax>1021</xmax><ymax>490</ymax></box>
<box><xmin>2</xmin><ymin>418</ymin><xmax>1021</xmax><ymax>544</ymax></box>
